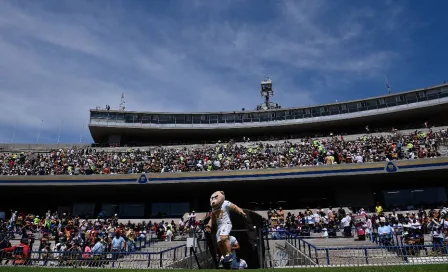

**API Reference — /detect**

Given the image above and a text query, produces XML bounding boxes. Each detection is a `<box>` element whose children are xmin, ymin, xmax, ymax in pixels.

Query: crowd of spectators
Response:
<box><xmin>0</xmin><ymin>210</ymin><xmax>202</xmax><ymax>262</ymax></box>
<box><xmin>1</xmin><ymin>204</ymin><xmax>447</xmax><ymax>266</ymax></box>
<box><xmin>267</xmin><ymin>204</ymin><xmax>448</xmax><ymax>249</ymax></box>
<box><xmin>267</xmin><ymin>206</ymin><xmax>351</xmax><ymax>238</ymax></box>
<box><xmin>1</xmin><ymin>127</ymin><xmax>447</xmax><ymax>176</ymax></box>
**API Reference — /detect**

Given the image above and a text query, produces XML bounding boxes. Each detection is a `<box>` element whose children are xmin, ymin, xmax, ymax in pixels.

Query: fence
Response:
<box><xmin>0</xmin><ymin>235</ymin><xmax>212</xmax><ymax>269</ymax></box>
<box><xmin>276</xmin><ymin>234</ymin><xmax>448</xmax><ymax>267</ymax></box>
<box><xmin>3</xmin><ymin>229</ymin><xmax>446</xmax><ymax>269</ymax></box>
<box><xmin>0</xmin><ymin>245</ymin><xmax>190</xmax><ymax>269</ymax></box>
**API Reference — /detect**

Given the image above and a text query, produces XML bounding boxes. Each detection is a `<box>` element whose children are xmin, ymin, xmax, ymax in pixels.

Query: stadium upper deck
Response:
<box><xmin>89</xmin><ymin>82</ymin><xmax>448</xmax><ymax>146</ymax></box>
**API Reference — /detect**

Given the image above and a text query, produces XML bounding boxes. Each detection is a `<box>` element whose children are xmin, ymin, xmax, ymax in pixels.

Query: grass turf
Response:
<box><xmin>0</xmin><ymin>265</ymin><xmax>448</xmax><ymax>272</ymax></box>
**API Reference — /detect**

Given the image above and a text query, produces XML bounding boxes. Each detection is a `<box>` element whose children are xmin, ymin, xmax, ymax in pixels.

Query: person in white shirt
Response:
<box><xmin>178</xmin><ymin>218</ymin><xmax>185</xmax><ymax>235</ymax></box>
<box><xmin>341</xmin><ymin>215</ymin><xmax>352</xmax><ymax>237</ymax></box>
<box><xmin>226</xmin><ymin>236</ymin><xmax>240</xmax><ymax>267</ymax></box>
<box><xmin>321</xmin><ymin>228</ymin><xmax>328</xmax><ymax>238</ymax></box>
<box><xmin>341</xmin><ymin>215</ymin><xmax>351</xmax><ymax>227</ymax></box>
<box><xmin>313</xmin><ymin>212</ymin><xmax>321</xmax><ymax>225</ymax></box>
<box><xmin>366</xmin><ymin>217</ymin><xmax>372</xmax><ymax>240</ymax></box>
<box><xmin>166</xmin><ymin>227</ymin><xmax>173</xmax><ymax>242</ymax></box>
<box><xmin>217</xmin><ymin>236</ymin><xmax>248</xmax><ymax>269</ymax></box>
<box><xmin>355</xmin><ymin>154</ymin><xmax>363</xmax><ymax>163</ymax></box>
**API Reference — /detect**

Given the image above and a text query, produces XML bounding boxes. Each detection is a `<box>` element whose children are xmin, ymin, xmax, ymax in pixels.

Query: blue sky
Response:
<box><xmin>0</xmin><ymin>0</ymin><xmax>447</xmax><ymax>144</ymax></box>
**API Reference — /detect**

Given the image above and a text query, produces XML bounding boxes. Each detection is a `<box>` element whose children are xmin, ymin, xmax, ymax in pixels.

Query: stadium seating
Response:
<box><xmin>1</xmin><ymin>127</ymin><xmax>447</xmax><ymax>175</ymax></box>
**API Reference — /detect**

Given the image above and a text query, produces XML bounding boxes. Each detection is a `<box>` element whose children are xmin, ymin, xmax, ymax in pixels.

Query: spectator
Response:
<box><xmin>0</xmin><ymin>238</ymin><xmax>30</xmax><ymax>265</ymax></box>
<box><xmin>375</xmin><ymin>203</ymin><xmax>384</xmax><ymax>215</ymax></box>
<box><xmin>166</xmin><ymin>227</ymin><xmax>173</xmax><ymax>242</ymax></box>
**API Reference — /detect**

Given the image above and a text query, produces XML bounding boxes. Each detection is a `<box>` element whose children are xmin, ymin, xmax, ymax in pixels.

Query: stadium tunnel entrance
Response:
<box><xmin>1</xmin><ymin>169</ymin><xmax>447</xmax><ymax>219</ymax></box>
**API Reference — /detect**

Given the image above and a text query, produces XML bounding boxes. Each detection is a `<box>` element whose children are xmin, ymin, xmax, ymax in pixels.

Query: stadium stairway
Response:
<box><xmin>115</xmin><ymin>240</ymin><xmax>187</xmax><ymax>269</ymax></box>
<box><xmin>273</xmin><ymin>236</ymin><xmax>405</xmax><ymax>267</ymax></box>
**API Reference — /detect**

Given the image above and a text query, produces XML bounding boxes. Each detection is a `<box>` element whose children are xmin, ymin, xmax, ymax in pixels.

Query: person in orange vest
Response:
<box><xmin>0</xmin><ymin>238</ymin><xmax>30</xmax><ymax>265</ymax></box>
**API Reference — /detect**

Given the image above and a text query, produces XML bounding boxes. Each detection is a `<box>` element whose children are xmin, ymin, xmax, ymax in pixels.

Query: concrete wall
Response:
<box><xmin>1</xmin><ymin>157</ymin><xmax>448</xmax><ymax>186</ymax></box>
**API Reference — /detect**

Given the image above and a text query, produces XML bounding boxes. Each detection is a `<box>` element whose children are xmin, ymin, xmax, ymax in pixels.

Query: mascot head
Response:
<box><xmin>210</xmin><ymin>191</ymin><xmax>225</xmax><ymax>209</ymax></box>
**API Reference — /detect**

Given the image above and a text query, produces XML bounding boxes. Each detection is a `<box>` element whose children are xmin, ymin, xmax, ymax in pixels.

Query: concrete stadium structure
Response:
<box><xmin>1</xmin><ymin>158</ymin><xmax>447</xmax><ymax>218</ymax></box>
<box><xmin>89</xmin><ymin>82</ymin><xmax>448</xmax><ymax>145</ymax></box>
<box><xmin>1</xmin><ymin>82</ymin><xmax>448</xmax><ymax>219</ymax></box>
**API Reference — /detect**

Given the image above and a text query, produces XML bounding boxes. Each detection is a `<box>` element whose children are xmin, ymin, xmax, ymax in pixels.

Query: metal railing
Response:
<box><xmin>0</xmin><ymin>232</ymin><xmax>211</xmax><ymax>270</ymax></box>
<box><xmin>271</xmin><ymin>233</ymin><xmax>448</xmax><ymax>267</ymax></box>
<box><xmin>4</xmin><ymin>230</ymin><xmax>446</xmax><ymax>269</ymax></box>
<box><xmin>0</xmin><ymin>245</ymin><xmax>188</xmax><ymax>269</ymax></box>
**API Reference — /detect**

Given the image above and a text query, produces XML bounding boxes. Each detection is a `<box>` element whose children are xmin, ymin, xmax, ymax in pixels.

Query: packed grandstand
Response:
<box><xmin>1</xmin><ymin>81</ymin><xmax>448</xmax><ymax>176</ymax></box>
<box><xmin>1</xmin><ymin>81</ymin><xmax>448</xmax><ymax>268</ymax></box>
<box><xmin>0</xmin><ymin>127</ymin><xmax>447</xmax><ymax>176</ymax></box>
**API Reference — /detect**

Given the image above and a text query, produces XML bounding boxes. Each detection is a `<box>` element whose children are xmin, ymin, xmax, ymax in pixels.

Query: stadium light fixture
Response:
<box><xmin>257</xmin><ymin>77</ymin><xmax>281</xmax><ymax>111</ymax></box>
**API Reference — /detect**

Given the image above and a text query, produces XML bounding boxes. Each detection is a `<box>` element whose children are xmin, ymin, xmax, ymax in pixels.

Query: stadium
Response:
<box><xmin>2</xmin><ymin>0</ymin><xmax>448</xmax><ymax>271</ymax></box>
<box><xmin>1</xmin><ymin>80</ymin><xmax>448</xmax><ymax>270</ymax></box>
<box><xmin>1</xmin><ymin>80</ymin><xmax>448</xmax><ymax>216</ymax></box>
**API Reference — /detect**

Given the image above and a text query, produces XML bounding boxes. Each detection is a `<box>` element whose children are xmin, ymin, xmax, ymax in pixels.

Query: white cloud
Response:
<box><xmin>0</xmin><ymin>0</ymin><xmax>413</xmax><ymax>143</ymax></box>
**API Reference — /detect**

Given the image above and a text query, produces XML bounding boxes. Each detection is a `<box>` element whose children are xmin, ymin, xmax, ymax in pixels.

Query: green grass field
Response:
<box><xmin>0</xmin><ymin>265</ymin><xmax>448</xmax><ymax>272</ymax></box>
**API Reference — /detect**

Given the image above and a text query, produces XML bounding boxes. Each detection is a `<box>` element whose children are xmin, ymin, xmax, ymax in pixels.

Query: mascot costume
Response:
<box><xmin>205</xmin><ymin>191</ymin><xmax>246</xmax><ymax>266</ymax></box>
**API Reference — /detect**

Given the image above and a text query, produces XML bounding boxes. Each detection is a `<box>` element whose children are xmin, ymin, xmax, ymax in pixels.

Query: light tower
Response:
<box><xmin>257</xmin><ymin>76</ymin><xmax>281</xmax><ymax>110</ymax></box>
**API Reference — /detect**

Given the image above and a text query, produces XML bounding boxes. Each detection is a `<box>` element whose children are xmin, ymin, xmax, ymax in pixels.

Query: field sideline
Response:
<box><xmin>0</xmin><ymin>265</ymin><xmax>448</xmax><ymax>272</ymax></box>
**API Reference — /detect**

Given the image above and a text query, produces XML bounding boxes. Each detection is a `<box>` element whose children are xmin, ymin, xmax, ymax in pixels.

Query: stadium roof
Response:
<box><xmin>90</xmin><ymin>82</ymin><xmax>448</xmax><ymax>116</ymax></box>
<box><xmin>89</xmin><ymin>82</ymin><xmax>448</xmax><ymax>145</ymax></box>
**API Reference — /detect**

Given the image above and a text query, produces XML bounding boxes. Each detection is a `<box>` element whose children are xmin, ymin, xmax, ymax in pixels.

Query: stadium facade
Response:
<box><xmin>1</xmin><ymin>158</ymin><xmax>447</xmax><ymax>219</ymax></box>
<box><xmin>1</xmin><ymin>82</ymin><xmax>448</xmax><ymax>219</ymax></box>
<box><xmin>88</xmin><ymin>82</ymin><xmax>448</xmax><ymax>145</ymax></box>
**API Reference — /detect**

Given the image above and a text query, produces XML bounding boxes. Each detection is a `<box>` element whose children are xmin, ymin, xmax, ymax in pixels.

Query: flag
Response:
<box><xmin>385</xmin><ymin>76</ymin><xmax>392</xmax><ymax>94</ymax></box>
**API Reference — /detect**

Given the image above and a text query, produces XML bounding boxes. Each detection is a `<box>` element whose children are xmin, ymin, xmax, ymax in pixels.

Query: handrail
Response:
<box><xmin>159</xmin><ymin>244</ymin><xmax>186</xmax><ymax>254</ymax></box>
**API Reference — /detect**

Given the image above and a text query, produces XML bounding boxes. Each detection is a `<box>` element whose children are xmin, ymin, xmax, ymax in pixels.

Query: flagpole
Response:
<box><xmin>57</xmin><ymin>119</ymin><xmax>63</xmax><ymax>145</ymax></box>
<box><xmin>11</xmin><ymin>119</ymin><xmax>18</xmax><ymax>145</ymax></box>
<box><xmin>79</xmin><ymin>123</ymin><xmax>85</xmax><ymax>143</ymax></box>
<box><xmin>385</xmin><ymin>76</ymin><xmax>392</xmax><ymax>94</ymax></box>
<box><xmin>36</xmin><ymin>119</ymin><xmax>43</xmax><ymax>144</ymax></box>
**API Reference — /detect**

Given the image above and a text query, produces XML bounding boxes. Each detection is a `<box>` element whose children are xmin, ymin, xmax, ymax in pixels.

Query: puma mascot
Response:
<box><xmin>205</xmin><ymin>191</ymin><xmax>246</xmax><ymax>267</ymax></box>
